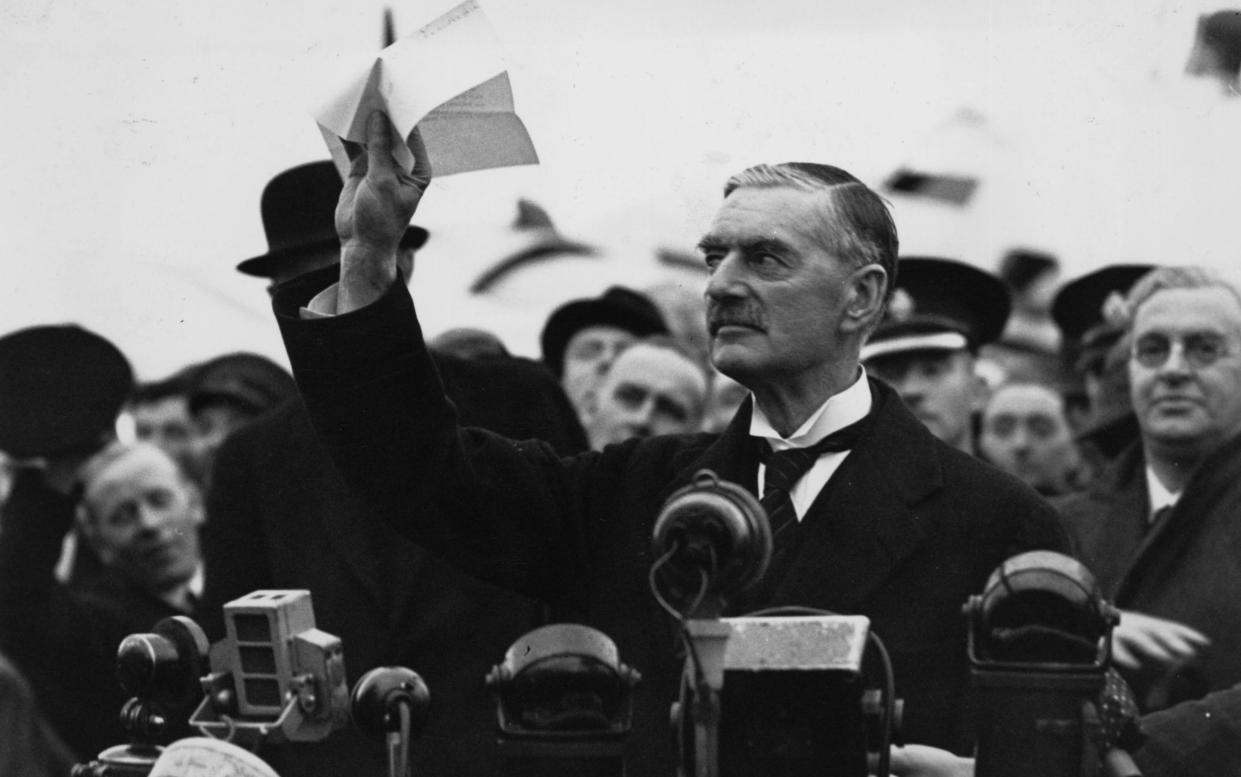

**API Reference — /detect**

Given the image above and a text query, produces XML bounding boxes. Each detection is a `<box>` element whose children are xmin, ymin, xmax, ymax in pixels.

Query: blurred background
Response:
<box><xmin>1</xmin><ymin>0</ymin><xmax>1237</xmax><ymax>377</ymax></box>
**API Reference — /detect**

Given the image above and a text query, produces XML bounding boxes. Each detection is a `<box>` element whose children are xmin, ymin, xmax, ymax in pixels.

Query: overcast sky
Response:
<box><xmin>1</xmin><ymin>0</ymin><xmax>1236</xmax><ymax>376</ymax></box>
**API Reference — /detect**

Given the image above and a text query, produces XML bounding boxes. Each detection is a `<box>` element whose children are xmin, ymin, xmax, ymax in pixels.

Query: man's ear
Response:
<box><xmin>184</xmin><ymin>481</ymin><xmax>206</xmax><ymax>527</ymax></box>
<box><xmin>968</xmin><ymin>365</ymin><xmax>992</xmax><ymax>414</ymax></box>
<box><xmin>840</xmin><ymin>264</ymin><xmax>888</xmax><ymax>334</ymax></box>
<box><xmin>580</xmin><ymin>387</ymin><xmax>601</xmax><ymax>424</ymax></box>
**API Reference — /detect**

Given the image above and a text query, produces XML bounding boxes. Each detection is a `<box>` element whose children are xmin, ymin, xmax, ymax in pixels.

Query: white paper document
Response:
<box><xmin>313</xmin><ymin>0</ymin><xmax>538</xmax><ymax>177</ymax></box>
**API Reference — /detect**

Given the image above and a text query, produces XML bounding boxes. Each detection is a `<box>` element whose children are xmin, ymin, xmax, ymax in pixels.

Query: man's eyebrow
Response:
<box><xmin>695</xmin><ymin>237</ymin><xmax>793</xmax><ymax>254</ymax></box>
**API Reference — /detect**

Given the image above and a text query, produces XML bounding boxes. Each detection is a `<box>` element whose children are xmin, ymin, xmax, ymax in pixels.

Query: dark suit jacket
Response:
<box><xmin>0</xmin><ymin>470</ymin><xmax>187</xmax><ymax>760</ymax></box>
<box><xmin>1134</xmin><ymin>683</ymin><xmax>1241</xmax><ymax>776</ymax></box>
<box><xmin>274</xmin><ymin>277</ymin><xmax>1068</xmax><ymax>775</ymax></box>
<box><xmin>202</xmin><ymin>353</ymin><xmax>586</xmax><ymax>777</ymax></box>
<box><xmin>1058</xmin><ymin>436</ymin><xmax>1241</xmax><ymax>710</ymax></box>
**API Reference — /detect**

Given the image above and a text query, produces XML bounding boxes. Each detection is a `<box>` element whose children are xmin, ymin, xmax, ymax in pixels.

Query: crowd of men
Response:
<box><xmin>0</xmin><ymin>112</ymin><xmax>1239</xmax><ymax>777</ymax></box>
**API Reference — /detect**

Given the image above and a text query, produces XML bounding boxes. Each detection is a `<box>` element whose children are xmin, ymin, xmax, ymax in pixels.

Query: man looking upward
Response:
<box><xmin>274</xmin><ymin>115</ymin><xmax>1065</xmax><ymax>773</ymax></box>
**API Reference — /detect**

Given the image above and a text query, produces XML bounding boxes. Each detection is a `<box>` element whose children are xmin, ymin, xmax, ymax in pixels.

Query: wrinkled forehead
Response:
<box><xmin>1133</xmin><ymin>286</ymin><xmax>1241</xmax><ymax>335</ymax></box>
<box><xmin>608</xmin><ymin>345</ymin><xmax>706</xmax><ymax>395</ymax></box>
<box><xmin>83</xmin><ymin>450</ymin><xmax>184</xmax><ymax>518</ymax></box>
<box><xmin>985</xmin><ymin>385</ymin><xmax>1064</xmax><ymax>418</ymax></box>
<box><xmin>703</xmin><ymin>186</ymin><xmax>837</xmax><ymax>248</ymax></box>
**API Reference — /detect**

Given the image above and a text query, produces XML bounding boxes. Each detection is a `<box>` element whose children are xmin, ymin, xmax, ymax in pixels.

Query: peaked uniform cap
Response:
<box><xmin>863</xmin><ymin>256</ymin><xmax>1011</xmax><ymax>361</ymax></box>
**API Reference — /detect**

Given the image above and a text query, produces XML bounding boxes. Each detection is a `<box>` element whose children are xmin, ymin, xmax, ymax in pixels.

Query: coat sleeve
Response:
<box><xmin>274</xmin><ymin>276</ymin><xmax>613</xmax><ymax>610</ymax></box>
<box><xmin>200</xmin><ymin>427</ymin><xmax>276</xmax><ymax>640</ymax></box>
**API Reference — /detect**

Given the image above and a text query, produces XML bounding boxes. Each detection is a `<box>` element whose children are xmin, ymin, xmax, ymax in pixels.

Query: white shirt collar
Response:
<box><xmin>749</xmin><ymin>368</ymin><xmax>872</xmax><ymax>451</ymax></box>
<box><xmin>1144</xmin><ymin>466</ymin><xmax>1181</xmax><ymax>523</ymax></box>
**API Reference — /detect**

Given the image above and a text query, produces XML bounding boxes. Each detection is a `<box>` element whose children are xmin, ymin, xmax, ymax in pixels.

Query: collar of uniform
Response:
<box><xmin>1144</xmin><ymin>464</ymin><xmax>1180</xmax><ymax>523</ymax></box>
<box><xmin>749</xmin><ymin>367</ymin><xmax>872</xmax><ymax>451</ymax></box>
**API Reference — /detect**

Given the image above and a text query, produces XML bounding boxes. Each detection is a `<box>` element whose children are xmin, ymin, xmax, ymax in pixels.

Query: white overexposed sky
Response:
<box><xmin>1</xmin><ymin>0</ymin><xmax>1237</xmax><ymax>376</ymax></box>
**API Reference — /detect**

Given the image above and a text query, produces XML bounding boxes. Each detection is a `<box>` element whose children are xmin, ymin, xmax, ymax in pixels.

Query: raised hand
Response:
<box><xmin>335</xmin><ymin>111</ymin><xmax>433</xmax><ymax>312</ymax></box>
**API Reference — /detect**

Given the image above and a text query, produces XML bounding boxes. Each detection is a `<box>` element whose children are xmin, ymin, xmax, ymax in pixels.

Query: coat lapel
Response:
<box><xmin>772</xmin><ymin>381</ymin><xmax>940</xmax><ymax>611</ymax></box>
<box><xmin>657</xmin><ymin>381</ymin><xmax>941</xmax><ymax>613</ymax></box>
<box><xmin>1085</xmin><ymin>450</ymin><xmax>1153</xmax><ymax>600</ymax></box>
<box><xmin>1116</xmin><ymin>432</ymin><xmax>1241</xmax><ymax>603</ymax></box>
<box><xmin>657</xmin><ymin>396</ymin><xmax>759</xmax><ymax>507</ymax></box>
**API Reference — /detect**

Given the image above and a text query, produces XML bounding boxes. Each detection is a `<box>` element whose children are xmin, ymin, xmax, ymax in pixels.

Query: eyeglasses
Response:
<box><xmin>1131</xmin><ymin>332</ymin><xmax>1234</xmax><ymax>369</ymax></box>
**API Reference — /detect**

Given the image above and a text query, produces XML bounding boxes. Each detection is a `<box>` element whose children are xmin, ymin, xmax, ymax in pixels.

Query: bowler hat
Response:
<box><xmin>540</xmin><ymin>287</ymin><xmax>668</xmax><ymax>377</ymax></box>
<box><xmin>863</xmin><ymin>257</ymin><xmax>1010</xmax><ymax>361</ymax></box>
<box><xmin>237</xmin><ymin>161</ymin><xmax>429</xmax><ymax>278</ymax></box>
<box><xmin>0</xmin><ymin>324</ymin><xmax>133</xmax><ymax>457</ymax></box>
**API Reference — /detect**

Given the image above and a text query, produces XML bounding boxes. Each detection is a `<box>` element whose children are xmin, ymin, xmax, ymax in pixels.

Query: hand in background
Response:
<box><xmin>1111</xmin><ymin>609</ymin><xmax>1210</xmax><ymax>670</ymax></box>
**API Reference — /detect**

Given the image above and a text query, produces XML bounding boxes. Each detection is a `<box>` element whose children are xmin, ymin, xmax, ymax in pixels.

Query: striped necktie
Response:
<box><xmin>757</xmin><ymin>415</ymin><xmax>870</xmax><ymax>540</ymax></box>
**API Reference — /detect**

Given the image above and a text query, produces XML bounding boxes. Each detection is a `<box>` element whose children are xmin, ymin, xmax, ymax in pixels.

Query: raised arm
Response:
<box><xmin>335</xmin><ymin>112</ymin><xmax>432</xmax><ymax>312</ymax></box>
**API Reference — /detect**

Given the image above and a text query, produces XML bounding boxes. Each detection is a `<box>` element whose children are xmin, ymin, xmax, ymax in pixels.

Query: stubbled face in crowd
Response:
<box><xmin>700</xmin><ymin>186</ymin><xmax>868</xmax><ymax>390</ymax></box>
<box><xmin>80</xmin><ymin>448</ymin><xmax>201</xmax><ymax>595</ymax></box>
<box><xmin>584</xmin><ymin>343</ymin><xmax>707</xmax><ymax>449</ymax></box>
<box><xmin>866</xmin><ymin>349</ymin><xmax>987</xmax><ymax>452</ymax></box>
<box><xmin>1129</xmin><ymin>286</ymin><xmax>1241</xmax><ymax>456</ymax></box>
<box><xmin>130</xmin><ymin>396</ymin><xmax>196</xmax><ymax>473</ymax></box>
<box><xmin>561</xmin><ymin>325</ymin><xmax>637</xmax><ymax>417</ymax></box>
<box><xmin>701</xmin><ymin>372</ymin><xmax>750</xmax><ymax>433</ymax></box>
<box><xmin>979</xmin><ymin>383</ymin><xmax>1082</xmax><ymax>494</ymax></box>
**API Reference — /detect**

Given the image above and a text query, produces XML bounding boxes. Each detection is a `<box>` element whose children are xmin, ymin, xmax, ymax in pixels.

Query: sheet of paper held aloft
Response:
<box><xmin>313</xmin><ymin>0</ymin><xmax>538</xmax><ymax>177</ymax></box>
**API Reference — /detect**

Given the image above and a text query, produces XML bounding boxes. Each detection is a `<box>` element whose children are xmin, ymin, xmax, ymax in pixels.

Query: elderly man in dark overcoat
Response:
<box><xmin>272</xmin><ymin>115</ymin><xmax>1066</xmax><ymax>775</ymax></box>
<box><xmin>1058</xmin><ymin>265</ymin><xmax>1241</xmax><ymax>713</ymax></box>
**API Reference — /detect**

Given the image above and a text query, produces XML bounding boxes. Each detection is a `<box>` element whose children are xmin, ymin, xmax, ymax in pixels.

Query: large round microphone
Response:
<box><xmin>970</xmin><ymin>550</ymin><xmax>1116</xmax><ymax>664</ymax></box>
<box><xmin>651</xmin><ymin>469</ymin><xmax>771</xmax><ymax>617</ymax></box>
<box><xmin>966</xmin><ymin>551</ymin><xmax>1127</xmax><ymax>777</ymax></box>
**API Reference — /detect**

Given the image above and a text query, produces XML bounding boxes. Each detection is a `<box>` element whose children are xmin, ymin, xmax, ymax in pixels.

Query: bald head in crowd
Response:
<box><xmin>76</xmin><ymin>441</ymin><xmax>202</xmax><ymax>609</ymax></box>
<box><xmin>583</xmin><ymin>337</ymin><xmax>708</xmax><ymax>449</ymax></box>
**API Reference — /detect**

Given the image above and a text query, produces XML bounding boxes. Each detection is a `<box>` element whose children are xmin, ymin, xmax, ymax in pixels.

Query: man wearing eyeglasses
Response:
<box><xmin>1059</xmin><ymin>265</ymin><xmax>1241</xmax><ymax>714</ymax></box>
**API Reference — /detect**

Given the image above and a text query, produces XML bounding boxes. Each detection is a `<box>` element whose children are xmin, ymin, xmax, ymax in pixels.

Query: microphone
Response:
<box><xmin>351</xmin><ymin>667</ymin><xmax>431</xmax><ymax>777</ymax></box>
<box><xmin>965</xmin><ymin>551</ymin><xmax>1123</xmax><ymax>777</ymax></box>
<box><xmin>190</xmin><ymin>590</ymin><xmax>349</xmax><ymax>747</ymax></box>
<box><xmin>651</xmin><ymin>469</ymin><xmax>771</xmax><ymax>618</ymax></box>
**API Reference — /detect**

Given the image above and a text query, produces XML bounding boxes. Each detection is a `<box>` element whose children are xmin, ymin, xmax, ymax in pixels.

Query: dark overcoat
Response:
<box><xmin>202</xmin><ymin>354</ymin><xmax>586</xmax><ymax>777</ymax></box>
<box><xmin>275</xmin><ymin>278</ymin><xmax>1067</xmax><ymax>776</ymax></box>
<box><xmin>1057</xmin><ymin>435</ymin><xmax>1241</xmax><ymax>710</ymax></box>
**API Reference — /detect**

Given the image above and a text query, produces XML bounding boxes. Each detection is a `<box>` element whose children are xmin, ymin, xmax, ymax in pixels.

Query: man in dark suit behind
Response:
<box><xmin>272</xmin><ymin>116</ymin><xmax>1067</xmax><ymax>775</ymax></box>
<box><xmin>1058</xmin><ymin>265</ymin><xmax>1241</xmax><ymax>713</ymax></box>
<box><xmin>201</xmin><ymin>161</ymin><xmax>587</xmax><ymax>777</ymax></box>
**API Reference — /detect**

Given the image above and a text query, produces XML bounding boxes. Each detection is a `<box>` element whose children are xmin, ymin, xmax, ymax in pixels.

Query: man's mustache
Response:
<box><xmin>707</xmin><ymin>303</ymin><xmax>764</xmax><ymax>334</ymax></box>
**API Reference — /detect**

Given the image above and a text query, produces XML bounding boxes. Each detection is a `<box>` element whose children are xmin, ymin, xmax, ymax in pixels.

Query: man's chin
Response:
<box><xmin>710</xmin><ymin>345</ymin><xmax>762</xmax><ymax>382</ymax></box>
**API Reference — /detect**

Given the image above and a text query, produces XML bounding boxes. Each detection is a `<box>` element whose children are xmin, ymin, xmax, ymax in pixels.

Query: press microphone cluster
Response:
<box><xmin>73</xmin><ymin>590</ymin><xmax>430</xmax><ymax>777</ymax></box>
<box><xmin>651</xmin><ymin>469</ymin><xmax>899</xmax><ymax>777</ymax></box>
